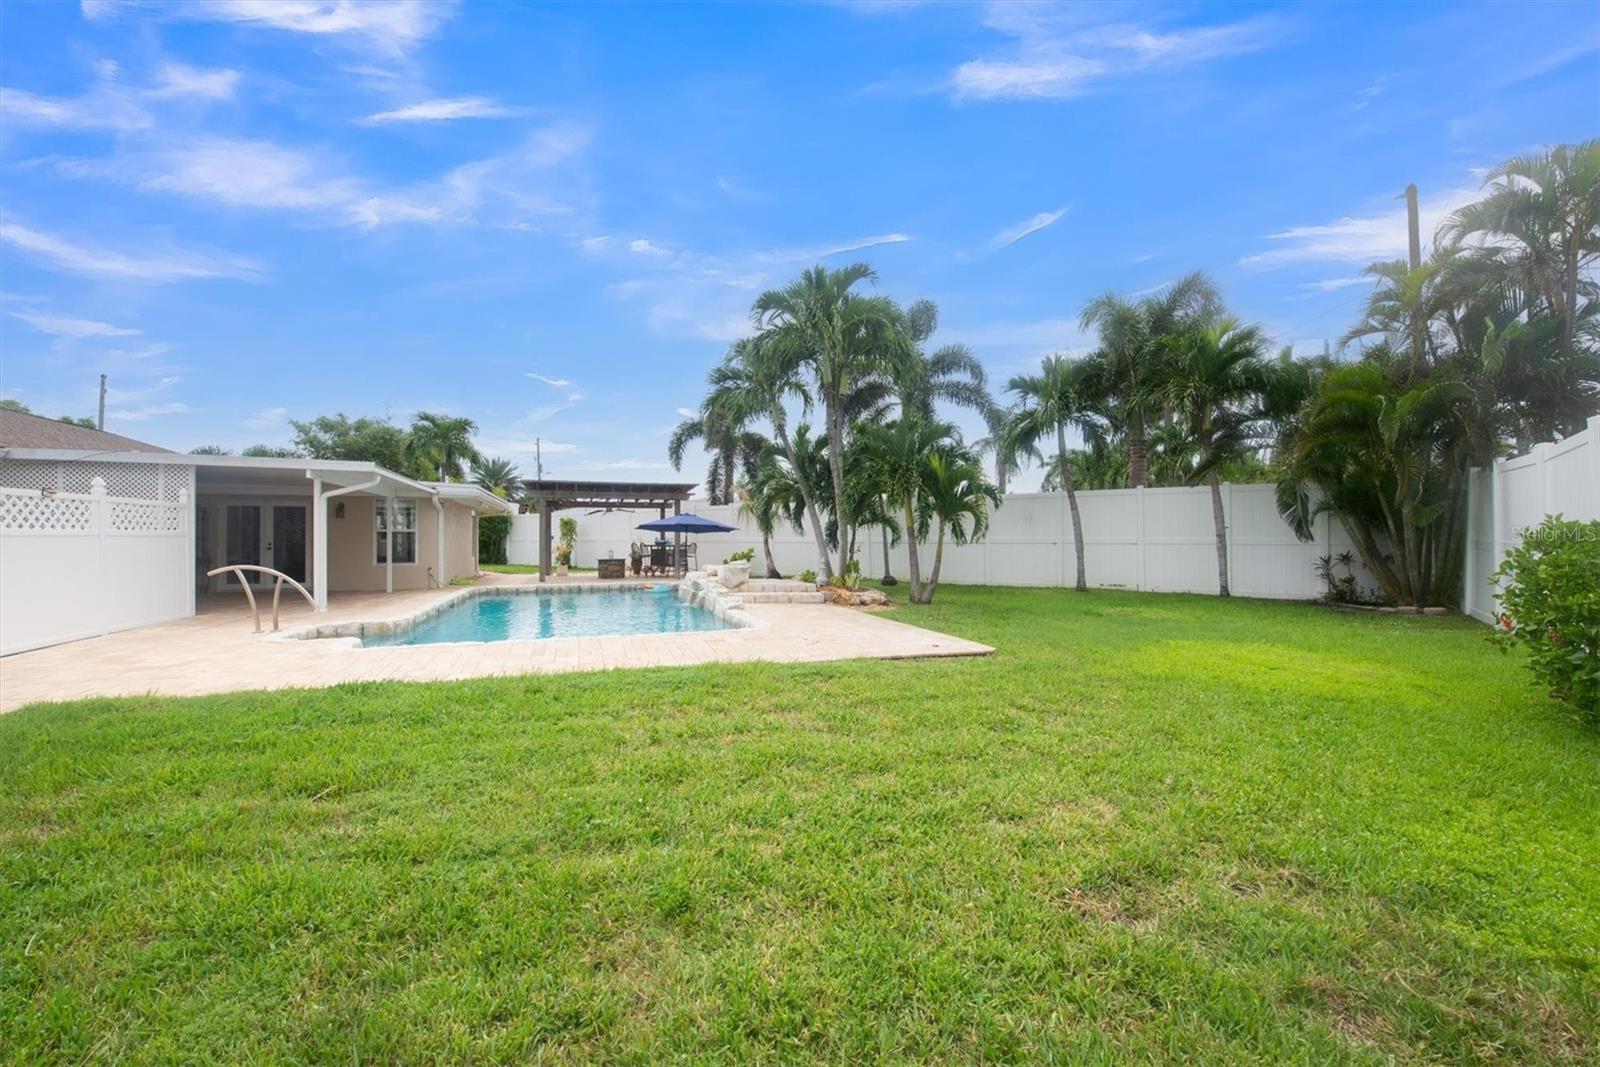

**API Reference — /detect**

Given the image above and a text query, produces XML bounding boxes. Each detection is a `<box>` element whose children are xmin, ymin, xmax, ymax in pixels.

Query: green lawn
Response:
<box><xmin>2</xmin><ymin>587</ymin><xmax>1596</xmax><ymax>1064</ymax></box>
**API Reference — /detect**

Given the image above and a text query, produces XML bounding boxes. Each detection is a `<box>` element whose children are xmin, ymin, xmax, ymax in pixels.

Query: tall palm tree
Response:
<box><xmin>702</xmin><ymin>336</ymin><xmax>835</xmax><ymax>579</ymax></box>
<box><xmin>1439</xmin><ymin>139</ymin><xmax>1600</xmax><ymax>353</ymax></box>
<box><xmin>754</xmin><ymin>264</ymin><xmax>903</xmax><ymax>581</ymax></box>
<box><xmin>666</xmin><ymin>402</ymin><xmax>766</xmax><ymax>506</ymax></box>
<box><xmin>1004</xmin><ymin>356</ymin><xmax>1103</xmax><ymax>591</ymax></box>
<box><xmin>739</xmin><ymin>446</ymin><xmax>809</xmax><ymax>579</ymax></box>
<box><xmin>915</xmin><ymin>447</ymin><xmax>999</xmax><ymax>605</ymax></box>
<box><xmin>892</xmin><ymin>298</ymin><xmax>993</xmax><ymax>419</ymax></box>
<box><xmin>1079</xmin><ymin>272</ymin><xmax>1221</xmax><ymax>487</ymax></box>
<box><xmin>1159</xmin><ymin>318</ymin><xmax>1269</xmax><ymax>597</ymax></box>
<box><xmin>469</xmin><ymin>456</ymin><xmax>520</xmax><ymax>498</ymax></box>
<box><xmin>854</xmin><ymin>414</ymin><xmax>957</xmax><ymax>603</ymax></box>
<box><xmin>409</xmin><ymin>412</ymin><xmax>479</xmax><ymax>481</ymax></box>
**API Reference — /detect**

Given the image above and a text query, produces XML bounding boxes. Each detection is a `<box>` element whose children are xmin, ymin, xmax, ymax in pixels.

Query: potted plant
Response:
<box><xmin>556</xmin><ymin>517</ymin><xmax>578</xmax><ymax>578</ymax></box>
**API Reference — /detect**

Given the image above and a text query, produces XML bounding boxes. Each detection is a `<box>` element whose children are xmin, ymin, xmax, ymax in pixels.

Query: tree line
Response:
<box><xmin>672</xmin><ymin>140</ymin><xmax>1598</xmax><ymax>608</ymax></box>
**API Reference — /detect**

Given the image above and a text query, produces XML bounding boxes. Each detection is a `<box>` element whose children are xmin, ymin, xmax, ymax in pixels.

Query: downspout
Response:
<box><xmin>432</xmin><ymin>495</ymin><xmax>445</xmax><ymax>588</ymax></box>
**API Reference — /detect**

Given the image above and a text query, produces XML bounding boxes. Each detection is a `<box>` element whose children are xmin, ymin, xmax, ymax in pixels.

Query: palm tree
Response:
<box><xmin>892</xmin><ymin>299</ymin><xmax>993</xmax><ymax>419</ymax></box>
<box><xmin>915</xmin><ymin>447</ymin><xmax>999</xmax><ymax>605</ymax></box>
<box><xmin>702</xmin><ymin>337</ymin><xmax>836</xmax><ymax>580</ymax></box>
<box><xmin>666</xmin><ymin>402</ymin><xmax>765</xmax><ymax>506</ymax></box>
<box><xmin>1079</xmin><ymin>272</ymin><xmax>1221</xmax><ymax>487</ymax></box>
<box><xmin>754</xmin><ymin>264</ymin><xmax>903</xmax><ymax>581</ymax></box>
<box><xmin>854</xmin><ymin>414</ymin><xmax>957</xmax><ymax>603</ymax></box>
<box><xmin>738</xmin><ymin>447</ymin><xmax>808</xmax><ymax>579</ymax></box>
<box><xmin>470</xmin><ymin>456</ymin><xmax>520</xmax><ymax>498</ymax></box>
<box><xmin>1439</xmin><ymin>139</ymin><xmax>1600</xmax><ymax>353</ymax></box>
<box><xmin>409</xmin><ymin>412</ymin><xmax>479</xmax><ymax>481</ymax></box>
<box><xmin>1159</xmin><ymin>318</ymin><xmax>1269</xmax><ymax>597</ymax></box>
<box><xmin>1004</xmin><ymin>356</ymin><xmax>1103</xmax><ymax>591</ymax></box>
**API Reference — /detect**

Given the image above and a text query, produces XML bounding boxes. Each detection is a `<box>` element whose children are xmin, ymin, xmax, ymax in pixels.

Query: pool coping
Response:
<box><xmin>274</xmin><ymin>579</ymin><xmax>759</xmax><ymax>648</ymax></box>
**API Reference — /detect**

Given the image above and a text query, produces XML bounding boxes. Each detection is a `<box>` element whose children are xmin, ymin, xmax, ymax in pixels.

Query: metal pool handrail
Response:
<box><xmin>206</xmin><ymin>565</ymin><xmax>316</xmax><ymax>632</ymax></box>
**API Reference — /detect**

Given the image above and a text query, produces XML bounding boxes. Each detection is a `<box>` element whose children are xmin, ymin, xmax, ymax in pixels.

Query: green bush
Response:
<box><xmin>477</xmin><ymin>514</ymin><xmax>511</xmax><ymax>566</ymax></box>
<box><xmin>797</xmin><ymin>569</ymin><xmax>816</xmax><ymax>585</ymax></box>
<box><xmin>723</xmin><ymin>548</ymin><xmax>755</xmax><ymax>564</ymax></box>
<box><xmin>1491</xmin><ymin>515</ymin><xmax>1600</xmax><ymax>720</ymax></box>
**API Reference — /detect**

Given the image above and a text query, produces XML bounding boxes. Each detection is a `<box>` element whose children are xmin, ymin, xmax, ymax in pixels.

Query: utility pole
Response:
<box><xmin>97</xmin><ymin>374</ymin><xmax>107</xmax><ymax>430</ymax></box>
<box><xmin>1405</xmin><ymin>183</ymin><xmax>1425</xmax><ymax>372</ymax></box>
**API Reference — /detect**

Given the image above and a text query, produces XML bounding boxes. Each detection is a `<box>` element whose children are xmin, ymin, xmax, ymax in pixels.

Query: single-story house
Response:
<box><xmin>0</xmin><ymin>409</ymin><xmax>512</xmax><ymax>655</ymax></box>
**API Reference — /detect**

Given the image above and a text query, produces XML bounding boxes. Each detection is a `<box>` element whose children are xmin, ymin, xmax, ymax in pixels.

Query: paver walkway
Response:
<box><xmin>0</xmin><ymin>573</ymin><xmax>991</xmax><ymax>711</ymax></box>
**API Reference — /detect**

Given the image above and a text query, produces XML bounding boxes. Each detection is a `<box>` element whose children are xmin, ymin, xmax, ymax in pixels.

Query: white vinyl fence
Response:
<box><xmin>1463</xmin><ymin>414</ymin><xmax>1600</xmax><ymax>625</ymax></box>
<box><xmin>512</xmin><ymin>481</ymin><xmax>1373</xmax><ymax>601</ymax></box>
<box><xmin>0</xmin><ymin>468</ymin><xmax>195</xmax><ymax>656</ymax></box>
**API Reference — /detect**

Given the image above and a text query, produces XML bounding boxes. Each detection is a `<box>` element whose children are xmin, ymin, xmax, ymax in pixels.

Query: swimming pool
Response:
<box><xmin>360</xmin><ymin>587</ymin><xmax>733</xmax><ymax>647</ymax></box>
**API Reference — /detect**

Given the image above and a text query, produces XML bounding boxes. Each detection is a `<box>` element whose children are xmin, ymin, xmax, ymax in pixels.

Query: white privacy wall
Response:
<box><xmin>1463</xmin><ymin>414</ymin><xmax>1600</xmax><ymax>625</ymax></box>
<box><xmin>511</xmin><ymin>481</ymin><xmax>1367</xmax><ymax>601</ymax></box>
<box><xmin>0</xmin><ymin>460</ymin><xmax>195</xmax><ymax>656</ymax></box>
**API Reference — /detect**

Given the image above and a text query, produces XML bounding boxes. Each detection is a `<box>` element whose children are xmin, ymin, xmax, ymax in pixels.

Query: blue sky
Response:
<box><xmin>1</xmin><ymin>1</ymin><xmax>1595</xmax><ymax>490</ymax></box>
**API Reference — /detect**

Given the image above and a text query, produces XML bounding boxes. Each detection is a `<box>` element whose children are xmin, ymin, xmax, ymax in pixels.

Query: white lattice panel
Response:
<box><xmin>109</xmin><ymin>499</ymin><xmax>184</xmax><ymax>533</ymax></box>
<box><xmin>0</xmin><ymin>459</ymin><xmax>186</xmax><ymax>500</ymax></box>
<box><xmin>0</xmin><ymin>489</ymin><xmax>94</xmax><ymax>533</ymax></box>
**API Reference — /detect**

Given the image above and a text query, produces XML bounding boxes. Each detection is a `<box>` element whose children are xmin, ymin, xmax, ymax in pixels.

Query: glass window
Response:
<box><xmin>376</xmin><ymin>499</ymin><xmax>417</xmax><ymax>564</ymax></box>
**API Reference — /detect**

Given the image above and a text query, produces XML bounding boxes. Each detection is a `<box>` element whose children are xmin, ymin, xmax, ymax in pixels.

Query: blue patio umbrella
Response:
<box><xmin>635</xmin><ymin>513</ymin><xmax>739</xmax><ymax>534</ymax></box>
<box><xmin>635</xmin><ymin>513</ymin><xmax>738</xmax><ymax>576</ymax></box>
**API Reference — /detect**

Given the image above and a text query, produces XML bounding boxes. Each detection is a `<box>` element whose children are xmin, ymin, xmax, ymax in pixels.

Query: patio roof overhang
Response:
<box><xmin>518</xmin><ymin>479</ymin><xmax>697</xmax><ymax>511</ymax></box>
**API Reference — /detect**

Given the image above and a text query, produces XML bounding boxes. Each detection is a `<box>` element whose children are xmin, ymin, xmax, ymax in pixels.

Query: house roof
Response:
<box><xmin>0</xmin><ymin>409</ymin><xmax>172</xmax><ymax>453</ymax></box>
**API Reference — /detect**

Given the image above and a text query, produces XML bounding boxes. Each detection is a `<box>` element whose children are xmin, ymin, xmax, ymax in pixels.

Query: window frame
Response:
<box><xmin>375</xmin><ymin>498</ymin><xmax>419</xmax><ymax>566</ymax></box>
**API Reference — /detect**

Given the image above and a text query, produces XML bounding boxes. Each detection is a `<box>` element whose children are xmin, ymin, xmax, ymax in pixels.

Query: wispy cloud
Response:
<box><xmin>748</xmin><ymin>232</ymin><xmax>912</xmax><ymax>264</ymax></box>
<box><xmin>84</xmin><ymin>0</ymin><xmax>458</xmax><ymax>58</ymax></box>
<box><xmin>989</xmin><ymin>206</ymin><xmax>1068</xmax><ymax>250</ymax></box>
<box><xmin>9</xmin><ymin>310</ymin><xmax>140</xmax><ymax>339</ymax></box>
<box><xmin>1240</xmin><ymin>184</ymin><xmax>1481</xmax><ymax>269</ymax></box>
<box><xmin>675</xmin><ymin>406</ymin><xmax>697</xmax><ymax>419</ymax></box>
<box><xmin>0</xmin><ymin>58</ymin><xmax>237</xmax><ymax>132</ymax></box>
<box><xmin>0</xmin><ymin>220</ymin><xmax>264</xmax><ymax>283</ymax></box>
<box><xmin>1301</xmin><ymin>276</ymin><xmax>1371</xmax><ymax>292</ymax></box>
<box><xmin>362</xmin><ymin>95</ymin><xmax>522</xmax><ymax>124</ymax></box>
<box><xmin>527</xmin><ymin>393</ymin><xmax>583</xmax><ymax>422</ymax></box>
<box><xmin>107</xmin><ymin>400</ymin><xmax>192</xmax><ymax>422</ymax></box>
<box><xmin>950</xmin><ymin>5</ymin><xmax>1283</xmax><ymax>102</ymax></box>
<box><xmin>39</xmin><ymin>123</ymin><xmax>591</xmax><ymax>231</ymax></box>
<box><xmin>628</xmin><ymin>238</ymin><xmax>671</xmax><ymax>256</ymax></box>
<box><xmin>244</xmin><ymin>405</ymin><xmax>287</xmax><ymax>429</ymax></box>
<box><xmin>526</xmin><ymin>372</ymin><xmax>573</xmax><ymax>388</ymax></box>
<box><xmin>572</xmin><ymin>457</ymin><xmax>674</xmax><ymax>471</ymax></box>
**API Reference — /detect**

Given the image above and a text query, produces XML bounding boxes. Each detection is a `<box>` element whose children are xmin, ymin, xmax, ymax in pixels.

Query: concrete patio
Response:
<box><xmin>0</xmin><ymin>572</ymin><xmax>992</xmax><ymax>712</ymax></box>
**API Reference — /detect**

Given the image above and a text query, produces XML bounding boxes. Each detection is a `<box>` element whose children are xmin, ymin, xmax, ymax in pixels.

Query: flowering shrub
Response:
<box><xmin>1491</xmin><ymin>516</ymin><xmax>1600</xmax><ymax>721</ymax></box>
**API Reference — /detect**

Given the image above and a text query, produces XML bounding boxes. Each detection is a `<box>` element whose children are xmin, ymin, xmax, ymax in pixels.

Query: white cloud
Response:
<box><xmin>628</xmin><ymin>238</ymin><xmax>671</xmax><ymax>256</ymax></box>
<box><xmin>1240</xmin><ymin>184</ymin><xmax>1481</xmax><ymax>269</ymax></box>
<box><xmin>145</xmin><ymin>61</ymin><xmax>239</xmax><ymax>100</ymax></box>
<box><xmin>0</xmin><ymin>220</ymin><xmax>264</xmax><ymax>283</ymax></box>
<box><xmin>675</xmin><ymin>407</ymin><xmax>697</xmax><ymax>419</ymax></box>
<box><xmin>1300</xmin><ymin>276</ymin><xmax>1372</xmax><ymax>292</ymax></box>
<box><xmin>950</xmin><ymin>5</ymin><xmax>1282</xmax><ymax>102</ymax></box>
<box><xmin>527</xmin><ymin>392</ymin><xmax>584</xmax><ymax>422</ymax></box>
<box><xmin>85</xmin><ymin>0</ymin><xmax>457</xmax><ymax>58</ymax></box>
<box><xmin>244</xmin><ymin>405</ymin><xmax>287</xmax><ymax>429</ymax></box>
<box><xmin>108</xmin><ymin>400</ymin><xmax>192</xmax><ymax>421</ymax></box>
<box><xmin>105</xmin><ymin>375</ymin><xmax>180</xmax><ymax>404</ymax></box>
<box><xmin>473</xmin><ymin>434</ymin><xmax>578</xmax><ymax>459</ymax></box>
<box><xmin>9</xmin><ymin>311</ymin><xmax>140</xmax><ymax>339</ymax></box>
<box><xmin>990</xmin><ymin>206</ymin><xmax>1068</xmax><ymax>250</ymax></box>
<box><xmin>0</xmin><ymin>85</ymin><xmax>151</xmax><ymax>132</ymax></box>
<box><xmin>363</xmin><ymin>96</ymin><xmax>520</xmax><ymax>124</ymax></box>
<box><xmin>43</xmin><ymin>123</ymin><xmax>590</xmax><ymax>231</ymax></box>
<box><xmin>527</xmin><ymin>372</ymin><xmax>573</xmax><ymax>388</ymax></box>
<box><xmin>748</xmin><ymin>232</ymin><xmax>912</xmax><ymax>264</ymax></box>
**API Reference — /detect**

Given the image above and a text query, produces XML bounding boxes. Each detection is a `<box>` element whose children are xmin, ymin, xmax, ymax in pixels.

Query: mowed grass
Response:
<box><xmin>2</xmin><ymin>588</ymin><xmax>1596</xmax><ymax>1064</ymax></box>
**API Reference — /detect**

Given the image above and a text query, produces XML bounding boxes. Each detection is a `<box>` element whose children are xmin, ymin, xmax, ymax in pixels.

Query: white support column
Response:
<box><xmin>312</xmin><ymin>476</ymin><xmax>328</xmax><ymax>611</ymax></box>
<box><xmin>385</xmin><ymin>495</ymin><xmax>395</xmax><ymax>594</ymax></box>
<box><xmin>433</xmin><ymin>497</ymin><xmax>446</xmax><ymax>587</ymax></box>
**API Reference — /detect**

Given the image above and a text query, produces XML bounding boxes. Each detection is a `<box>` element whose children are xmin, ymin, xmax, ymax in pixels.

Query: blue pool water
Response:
<box><xmin>362</xmin><ymin>587</ymin><xmax>731</xmax><ymax>646</ymax></box>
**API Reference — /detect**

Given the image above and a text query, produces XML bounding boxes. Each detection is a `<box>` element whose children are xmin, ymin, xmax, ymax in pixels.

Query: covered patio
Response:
<box><xmin>518</xmin><ymin>479</ymin><xmax>695</xmax><ymax>581</ymax></box>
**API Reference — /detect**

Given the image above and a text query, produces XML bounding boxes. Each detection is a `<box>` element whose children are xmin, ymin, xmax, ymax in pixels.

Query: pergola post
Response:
<box><xmin>539</xmin><ymin>504</ymin><xmax>552</xmax><ymax>582</ymax></box>
<box><xmin>312</xmin><ymin>475</ymin><xmax>328</xmax><ymax>611</ymax></box>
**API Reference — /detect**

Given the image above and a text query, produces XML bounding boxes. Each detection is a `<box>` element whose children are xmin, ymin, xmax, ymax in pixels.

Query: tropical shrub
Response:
<box><xmin>478</xmin><ymin>514</ymin><xmax>511</xmax><ymax>565</ymax></box>
<box><xmin>1491</xmin><ymin>516</ymin><xmax>1600</xmax><ymax>719</ymax></box>
<box><xmin>839</xmin><ymin>558</ymin><xmax>862</xmax><ymax>591</ymax></box>
<box><xmin>555</xmin><ymin>517</ymin><xmax>578</xmax><ymax>567</ymax></box>
<box><xmin>722</xmin><ymin>548</ymin><xmax>755</xmax><ymax>564</ymax></box>
<box><xmin>797</xmin><ymin>569</ymin><xmax>817</xmax><ymax>585</ymax></box>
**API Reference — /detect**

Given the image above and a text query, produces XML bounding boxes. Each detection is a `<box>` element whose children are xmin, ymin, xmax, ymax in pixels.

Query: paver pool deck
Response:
<box><xmin>0</xmin><ymin>573</ymin><xmax>992</xmax><ymax>712</ymax></box>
